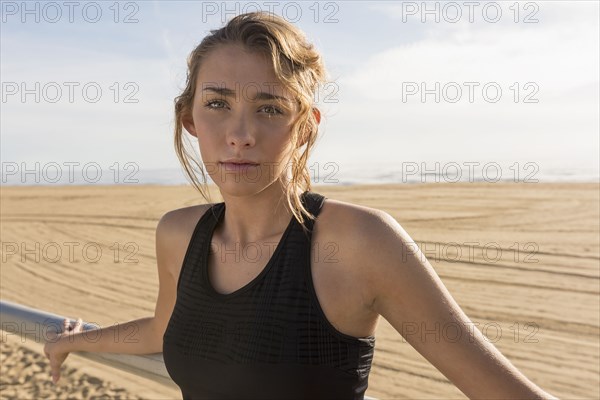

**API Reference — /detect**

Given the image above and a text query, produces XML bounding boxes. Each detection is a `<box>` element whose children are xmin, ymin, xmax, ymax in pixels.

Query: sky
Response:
<box><xmin>1</xmin><ymin>1</ymin><xmax>599</xmax><ymax>184</ymax></box>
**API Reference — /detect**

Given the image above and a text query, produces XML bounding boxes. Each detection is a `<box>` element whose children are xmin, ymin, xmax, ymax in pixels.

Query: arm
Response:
<box><xmin>51</xmin><ymin>316</ymin><xmax>158</xmax><ymax>355</ymax></box>
<box><xmin>44</xmin><ymin>211</ymin><xmax>179</xmax><ymax>380</ymax></box>
<box><xmin>355</xmin><ymin>210</ymin><xmax>559</xmax><ymax>400</ymax></box>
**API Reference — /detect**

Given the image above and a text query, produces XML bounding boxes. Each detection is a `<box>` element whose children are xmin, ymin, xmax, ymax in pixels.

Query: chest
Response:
<box><xmin>205</xmin><ymin>225</ymin><xmax>377</xmax><ymax>339</ymax></box>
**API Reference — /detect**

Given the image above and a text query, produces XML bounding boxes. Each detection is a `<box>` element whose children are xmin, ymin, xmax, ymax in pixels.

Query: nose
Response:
<box><xmin>225</xmin><ymin>112</ymin><xmax>256</xmax><ymax>148</ymax></box>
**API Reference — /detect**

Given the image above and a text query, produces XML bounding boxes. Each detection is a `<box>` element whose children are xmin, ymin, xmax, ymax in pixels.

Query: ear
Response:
<box><xmin>312</xmin><ymin>107</ymin><xmax>321</xmax><ymax>125</ymax></box>
<box><xmin>298</xmin><ymin>107</ymin><xmax>321</xmax><ymax>148</ymax></box>
<box><xmin>182</xmin><ymin>112</ymin><xmax>197</xmax><ymax>138</ymax></box>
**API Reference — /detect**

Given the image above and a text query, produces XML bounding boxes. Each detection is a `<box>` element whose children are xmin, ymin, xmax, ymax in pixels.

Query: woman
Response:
<box><xmin>44</xmin><ymin>11</ymin><xmax>559</xmax><ymax>400</ymax></box>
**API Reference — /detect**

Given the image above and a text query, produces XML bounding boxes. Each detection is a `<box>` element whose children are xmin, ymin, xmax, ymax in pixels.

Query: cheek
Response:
<box><xmin>194</xmin><ymin>123</ymin><xmax>217</xmax><ymax>162</ymax></box>
<box><xmin>260</xmin><ymin>117</ymin><xmax>295</xmax><ymax>140</ymax></box>
<box><xmin>256</xmin><ymin>116</ymin><xmax>294</xmax><ymax>131</ymax></box>
<box><xmin>270</xmin><ymin>138</ymin><xmax>297</xmax><ymax>172</ymax></box>
<box><xmin>193</xmin><ymin>113</ymin><xmax>221</xmax><ymax>145</ymax></box>
<box><xmin>193</xmin><ymin>109</ymin><xmax>220</xmax><ymax>132</ymax></box>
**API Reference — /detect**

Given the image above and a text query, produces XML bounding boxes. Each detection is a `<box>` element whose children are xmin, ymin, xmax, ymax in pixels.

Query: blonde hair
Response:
<box><xmin>173</xmin><ymin>11</ymin><xmax>328</xmax><ymax>234</ymax></box>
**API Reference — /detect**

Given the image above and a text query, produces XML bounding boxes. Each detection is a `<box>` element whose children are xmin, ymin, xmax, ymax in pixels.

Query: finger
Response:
<box><xmin>63</xmin><ymin>318</ymin><xmax>70</xmax><ymax>332</ymax></box>
<box><xmin>70</xmin><ymin>318</ymin><xmax>82</xmax><ymax>333</ymax></box>
<box><xmin>50</xmin><ymin>360</ymin><xmax>63</xmax><ymax>383</ymax></box>
<box><xmin>50</xmin><ymin>359</ymin><xmax>62</xmax><ymax>372</ymax></box>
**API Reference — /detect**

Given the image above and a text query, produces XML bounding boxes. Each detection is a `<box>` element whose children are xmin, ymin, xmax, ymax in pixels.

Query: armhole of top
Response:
<box><xmin>175</xmin><ymin>203</ymin><xmax>217</xmax><ymax>292</ymax></box>
<box><xmin>304</xmin><ymin>195</ymin><xmax>376</xmax><ymax>344</ymax></box>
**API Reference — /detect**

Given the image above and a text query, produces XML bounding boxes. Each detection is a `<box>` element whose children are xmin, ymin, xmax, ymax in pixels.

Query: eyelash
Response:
<box><xmin>203</xmin><ymin>100</ymin><xmax>284</xmax><ymax>116</ymax></box>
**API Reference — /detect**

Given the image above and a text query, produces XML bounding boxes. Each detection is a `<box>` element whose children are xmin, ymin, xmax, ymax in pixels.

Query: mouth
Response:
<box><xmin>219</xmin><ymin>159</ymin><xmax>260</xmax><ymax>166</ymax></box>
<box><xmin>219</xmin><ymin>161</ymin><xmax>259</xmax><ymax>171</ymax></box>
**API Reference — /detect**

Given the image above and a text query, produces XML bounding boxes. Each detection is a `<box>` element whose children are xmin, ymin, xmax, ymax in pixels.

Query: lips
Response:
<box><xmin>220</xmin><ymin>158</ymin><xmax>259</xmax><ymax>165</ymax></box>
<box><xmin>219</xmin><ymin>161</ymin><xmax>259</xmax><ymax>172</ymax></box>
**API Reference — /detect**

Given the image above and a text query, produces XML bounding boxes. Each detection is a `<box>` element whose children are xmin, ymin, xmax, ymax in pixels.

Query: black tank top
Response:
<box><xmin>163</xmin><ymin>191</ymin><xmax>376</xmax><ymax>399</ymax></box>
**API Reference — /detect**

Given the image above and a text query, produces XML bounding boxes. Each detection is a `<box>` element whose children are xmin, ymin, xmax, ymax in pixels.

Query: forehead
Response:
<box><xmin>196</xmin><ymin>44</ymin><xmax>294</xmax><ymax>100</ymax></box>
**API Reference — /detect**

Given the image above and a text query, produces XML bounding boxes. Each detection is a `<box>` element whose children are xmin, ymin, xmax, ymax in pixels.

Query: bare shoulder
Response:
<box><xmin>157</xmin><ymin>203</ymin><xmax>214</xmax><ymax>234</ymax></box>
<box><xmin>317</xmin><ymin>197</ymin><xmax>400</xmax><ymax>307</ymax></box>
<box><xmin>315</xmin><ymin>199</ymin><xmax>405</xmax><ymax>255</ymax></box>
<box><xmin>319</xmin><ymin>197</ymin><xmax>386</xmax><ymax>220</ymax></box>
<box><xmin>156</xmin><ymin>203</ymin><xmax>214</xmax><ymax>278</ymax></box>
<box><xmin>319</xmin><ymin>198</ymin><xmax>393</xmax><ymax>228</ymax></box>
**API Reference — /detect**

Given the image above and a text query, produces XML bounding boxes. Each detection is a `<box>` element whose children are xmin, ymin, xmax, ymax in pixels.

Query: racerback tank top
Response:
<box><xmin>163</xmin><ymin>191</ymin><xmax>376</xmax><ymax>399</ymax></box>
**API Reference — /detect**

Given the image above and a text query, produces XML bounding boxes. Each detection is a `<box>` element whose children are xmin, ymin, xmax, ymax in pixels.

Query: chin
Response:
<box><xmin>217</xmin><ymin>178</ymin><xmax>287</xmax><ymax>199</ymax></box>
<box><xmin>216</xmin><ymin>181</ymin><xmax>264</xmax><ymax>197</ymax></box>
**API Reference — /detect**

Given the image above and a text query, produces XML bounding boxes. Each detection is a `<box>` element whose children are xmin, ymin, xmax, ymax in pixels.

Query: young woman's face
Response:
<box><xmin>183</xmin><ymin>43</ymin><xmax>300</xmax><ymax>196</ymax></box>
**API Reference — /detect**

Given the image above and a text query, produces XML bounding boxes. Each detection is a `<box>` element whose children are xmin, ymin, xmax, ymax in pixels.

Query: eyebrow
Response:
<box><xmin>201</xmin><ymin>86</ymin><xmax>294</xmax><ymax>103</ymax></box>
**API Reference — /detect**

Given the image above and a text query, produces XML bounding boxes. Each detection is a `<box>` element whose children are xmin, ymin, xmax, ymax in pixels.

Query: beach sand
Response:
<box><xmin>1</xmin><ymin>183</ymin><xmax>598</xmax><ymax>399</ymax></box>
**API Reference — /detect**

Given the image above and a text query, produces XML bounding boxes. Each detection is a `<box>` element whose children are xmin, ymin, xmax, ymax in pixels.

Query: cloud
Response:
<box><xmin>340</xmin><ymin>19</ymin><xmax>598</xmax><ymax>102</ymax></box>
<box><xmin>319</xmin><ymin>3</ymin><xmax>599</xmax><ymax>168</ymax></box>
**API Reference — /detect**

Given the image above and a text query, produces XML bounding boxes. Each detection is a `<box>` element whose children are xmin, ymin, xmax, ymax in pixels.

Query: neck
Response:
<box><xmin>218</xmin><ymin>182</ymin><xmax>304</xmax><ymax>246</ymax></box>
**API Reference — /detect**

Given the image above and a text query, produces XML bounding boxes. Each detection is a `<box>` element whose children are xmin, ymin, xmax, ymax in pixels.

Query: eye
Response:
<box><xmin>204</xmin><ymin>99</ymin><xmax>227</xmax><ymax>110</ymax></box>
<box><xmin>261</xmin><ymin>105</ymin><xmax>284</xmax><ymax>116</ymax></box>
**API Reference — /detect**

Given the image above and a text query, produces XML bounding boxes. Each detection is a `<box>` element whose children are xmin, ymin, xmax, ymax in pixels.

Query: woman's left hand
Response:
<box><xmin>43</xmin><ymin>317</ymin><xmax>84</xmax><ymax>384</ymax></box>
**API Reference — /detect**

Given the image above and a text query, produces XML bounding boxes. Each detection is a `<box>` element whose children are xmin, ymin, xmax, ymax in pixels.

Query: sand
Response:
<box><xmin>1</xmin><ymin>183</ymin><xmax>598</xmax><ymax>399</ymax></box>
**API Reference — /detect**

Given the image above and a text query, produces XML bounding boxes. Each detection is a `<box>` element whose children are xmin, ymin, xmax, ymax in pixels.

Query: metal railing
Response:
<box><xmin>0</xmin><ymin>299</ymin><xmax>177</xmax><ymax>388</ymax></box>
<box><xmin>1</xmin><ymin>299</ymin><xmax>378</xmax><ymax>399</ymax></box>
